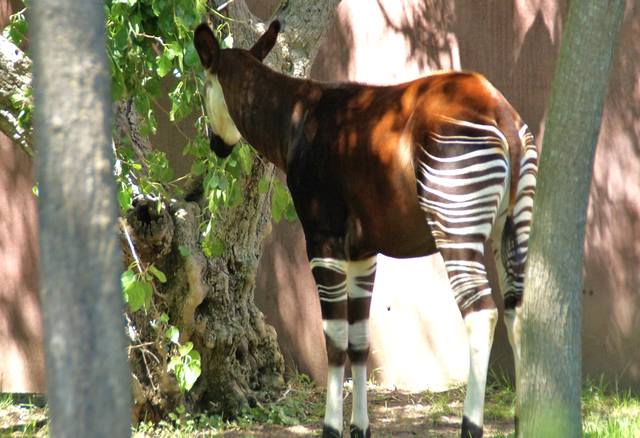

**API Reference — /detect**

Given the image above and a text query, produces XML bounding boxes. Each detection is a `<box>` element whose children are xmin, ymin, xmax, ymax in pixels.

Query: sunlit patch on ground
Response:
<box><xmin>2</xmin><ymin>375</ymin><xmax>640</xmax><ymax>437</ymax></box>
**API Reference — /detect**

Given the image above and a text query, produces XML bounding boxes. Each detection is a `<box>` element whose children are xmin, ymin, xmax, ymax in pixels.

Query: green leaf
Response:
<box><xmin>178</xmin><ymin>341</ymin><xmax>194</xmax><ymax>357</ymax></box>
<box><xmin>206</xmin><ymin>235</ymin><xmax>224</xmax><ymax>257</ymax></box>
<box><xmin>148</xmin><ymin>264</ymin><xmax>167</xmax><ymax>283</ymax></box>
<box><xmin>237</xmin><ymin>144</ymin><xmax>254</xmax><ymax>175</ymax></box>
<box><xmin>122</xmin><ymin>272</ymin><xmax>147</xmax><ymax>313</ymax></box>
<box><xmin>156</xmin><ymin>53</ymin><xmax>172</xmax><ymax>77</ymax></box>
<box><xmin>178</xmin><ymin>244</ymin><xmax>190</xmax><ymax>257</ymax></box>
<box><xmin>166</xmin><ymin>326</ymin><xmax>180</xmax><ymax>344</ymax></box>
<box><xmin>271</xmin><ymin>181</ymin><xmax>291</xmax><ymax>223</ymax></box>
<box><xmin>284</xmin><ymin>202</ymin><xmax>298</xmax><ymax>221</ymax></box>
<box><xmin>118</xmin><ymin>185</ymin><xmax>133</xmax><ymax>211</ymax></box>
<box><xmin>159</xmin><ymin>313</ymin><xmax>170</xmax><ymax>323</ymax></box>
<box><xmin>166</xmin><ymin>42</ymin><xmax>182</xmax><ymax>60</ymax></box>
<box><xmin>182</xmin><ymin>362</ymin><xmax>201</xmax><ymax>391</ymax></box>
<box><xmin>191</xmin><ymin>160</ymin><xmax>207</xmax><ymax>176</ymax></box>
<box><xmin>141</xmin><ymin>279</ymin><xmax>153</xmax><ymax>311</ymax></box>
<box><xmin>167</xmin><ymin>355</ymin><xmax>181</xmax><ymax>371</ymax></box>
<box><xmin>121</xmin><ymin>269</ymin><xmax>136</xmax><ymax>290</ymax></box>
<box><xmin>185</xmin><ymin>43</ymin><xmax>200</xmax><ymax>68</ymax></box>
<box><xmin>258</xmin><ymin>178</ymin><xmax>270</xmax><ymax>194</ymax></box>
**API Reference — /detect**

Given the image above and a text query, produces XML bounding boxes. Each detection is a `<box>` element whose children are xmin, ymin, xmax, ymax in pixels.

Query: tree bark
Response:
<box><xmin>518</xmin><ymin>2</ymin><xmax>625</xmax><ymax>437</ymax></box>
<box><xmin>31</xmin><ymin>0</ymin><xmax>131</xmax><ymax>436</ymax></box>
<box><xmin>0</xmin><ymin>34</ymin><xmax>32</xmax><ymax>156</ymax></box>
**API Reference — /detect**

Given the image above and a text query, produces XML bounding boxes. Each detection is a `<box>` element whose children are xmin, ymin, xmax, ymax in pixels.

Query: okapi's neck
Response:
<box><xmin>217</xmin><ymin>50</ymin><xmax>313</xmax><ymax>172</ymax></box>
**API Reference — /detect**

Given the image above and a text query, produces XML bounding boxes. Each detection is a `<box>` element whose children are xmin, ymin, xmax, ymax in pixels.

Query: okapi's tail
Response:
<box><xmin>501</xmin><ymin>125</ymin><xmax>538</xmax><ymax>307</ymax></box>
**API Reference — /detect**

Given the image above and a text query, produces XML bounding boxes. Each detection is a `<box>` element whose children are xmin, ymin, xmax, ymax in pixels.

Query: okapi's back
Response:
<box><xmin>294</xmin><ymin>71</ymin><xmax>527</xmax><ymax>259</ymax></box>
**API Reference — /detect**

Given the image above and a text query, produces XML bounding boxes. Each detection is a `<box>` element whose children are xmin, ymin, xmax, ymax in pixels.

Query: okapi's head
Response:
<box><xmin>194</xmin><ymin>21</ymin><xmax>281</xmax><ymax>158</ymax></box>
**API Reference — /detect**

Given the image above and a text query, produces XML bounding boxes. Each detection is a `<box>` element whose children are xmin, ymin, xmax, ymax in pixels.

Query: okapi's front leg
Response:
<box><xmin>310</xmin><ymin>257</ymin><xmax>349</xmax><ymax>437</ymax></box>
<box><xmin>346</xmin><ymin>257</ymin><xmax>376</xmax><ymax>438</ymax></box>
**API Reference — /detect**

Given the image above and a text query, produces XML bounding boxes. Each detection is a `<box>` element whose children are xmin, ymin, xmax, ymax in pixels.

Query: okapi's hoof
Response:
<box><xmin>461</xmin><ymin>416</ymin><xmax>483</xmax><ymax>438</ymax></box>
<box><xmin>349</xmin><ymin>424</ymin><xmax>371</xmax><ymax>438</ymax></box>
<box><xmin>322</xmin><ymin>424</ymin><xmax>342</xmax><ymax>438</ymax></box>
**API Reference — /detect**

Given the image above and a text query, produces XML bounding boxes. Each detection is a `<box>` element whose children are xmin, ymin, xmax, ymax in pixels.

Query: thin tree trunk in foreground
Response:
<box><xmin>518</xmin><ymin>2</ymin><xmax>624</xmax><ymax>437</ymax></box>
<box><xmin>31</xmin><ymin>1</ymin><xmax>131</xmax><ymax>436</ymax></box>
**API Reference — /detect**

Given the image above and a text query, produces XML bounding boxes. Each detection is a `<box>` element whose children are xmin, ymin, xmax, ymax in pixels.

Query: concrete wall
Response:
<box><xmin>1</xmin><ymin>0</ymin><xmax>639</xmax><ymax>392</ymax></box>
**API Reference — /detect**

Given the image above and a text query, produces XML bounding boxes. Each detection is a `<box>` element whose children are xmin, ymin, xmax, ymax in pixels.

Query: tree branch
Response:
<box><xmin>0</xmin><ymin>35</ymin><xmax>33</xmax><ymax>156</ymax></box>
<box><xmin>228</xmin><ymin>0</ymin><xmax>341</xmax><ymax>78</ymax></box>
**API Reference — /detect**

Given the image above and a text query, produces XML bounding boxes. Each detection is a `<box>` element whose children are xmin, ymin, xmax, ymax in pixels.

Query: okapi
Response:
<box><xmin>194</xmin><ymin>20</ymin><xmax>538</xmax><ymax>438</ymax></box>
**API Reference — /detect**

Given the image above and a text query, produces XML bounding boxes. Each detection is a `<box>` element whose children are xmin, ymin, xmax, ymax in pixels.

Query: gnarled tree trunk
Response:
<box><xmin>122</xmin><ymin>0</ymin><xmax>341</xmax><ymax>420</ymax></box>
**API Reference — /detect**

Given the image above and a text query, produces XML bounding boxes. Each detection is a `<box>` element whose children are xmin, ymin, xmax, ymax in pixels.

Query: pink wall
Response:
<box><xmin>0</xmin><ymin>2</ymin><xmax>45</xmax><ymax>393</ymax></box>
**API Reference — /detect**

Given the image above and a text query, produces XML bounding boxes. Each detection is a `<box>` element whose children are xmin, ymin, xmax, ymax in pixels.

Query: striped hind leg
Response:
<box><xmin>416</xmin><ymin>118</ymin><xmax>510</xmax><ymax>437</ymax></box>
<box><xmin>495</xmin><ymin>125</ymin><xmax>538</xmax><ymax>430</ymax></box>
<box><xmin>442</xmin><ymin>247</ymin><xmax>498</xmax><ymax>438</ymax></box>
<box><xmin>346</xmin><ymin>257</ymin><xmax>376</xmax><ymax>438</ymax></box>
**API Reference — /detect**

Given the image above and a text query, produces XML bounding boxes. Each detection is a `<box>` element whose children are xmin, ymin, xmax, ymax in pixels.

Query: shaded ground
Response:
<box><xmin>1</xmin><ymin>380</ymin><xmax>515</xmax><ymax>437</ymax></box>
<box><xmin>3</xmin><ymin>376</ymin><xmax>639</xmax><ymax>437</ymax></box>
<box><xmin>220</xmin><ymin>385</ymin><xmax>514</xmax><ymax>437</ymax></box>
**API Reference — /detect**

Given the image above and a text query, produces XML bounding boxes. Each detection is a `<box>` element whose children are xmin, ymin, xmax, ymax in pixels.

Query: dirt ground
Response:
<box><xmin>221</xmin><ymin>386</ymin><xmax>515</xmax><ymax>437</ymax></box>
<box><xmin>0</xmin><ymin>387</ymin><xmax>515</xmax><ymax>437</ymax></box>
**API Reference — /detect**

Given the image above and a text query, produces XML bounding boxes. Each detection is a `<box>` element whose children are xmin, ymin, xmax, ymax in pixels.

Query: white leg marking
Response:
<box><xmin>323</xmin><ymin>319</ymin><xmax>348</xmax><ymax>351</ymax></box>
<box><xmin>348</xmin><ymin>320</ymin><xmax>369</xmax><ymax>351</ymax></box>
<box><xmin>463</xmin><ymin>308</ymin><xmax>498</xmax><ymax>428</ymax></box>
<box><xmin>350</xmin><ymin>363</ymin><xmax>369</xmax><ymax>431</ymax></box>
<box><xmin>325</xmin><ymin>365</ymin><xmax>345</xmax><ymax>432</ymax></box>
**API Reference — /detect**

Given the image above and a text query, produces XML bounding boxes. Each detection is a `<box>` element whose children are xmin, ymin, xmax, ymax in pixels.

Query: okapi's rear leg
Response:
<box><xmin>491</xmin><ymin>125</ymin><xmax>538</xmax><ymax>431</ymax></box>
<box><xmin>415</xmin><ymin>119</ymin><xmax>511</xmax><ymax>437</ymax></box>
<box><xmin>346</xmin><ymin>257</ymin><xmax>376</xmax><ymax>438</ymax></box>
<box><xmin>441</xmin><ymin>247</ymin><xmax>498</xmax><ymax>438</ymax></box>
<box><xmin>310</xmin><ymin>255</ymin><xmax>376</xmax><ymax>438</ymax></box>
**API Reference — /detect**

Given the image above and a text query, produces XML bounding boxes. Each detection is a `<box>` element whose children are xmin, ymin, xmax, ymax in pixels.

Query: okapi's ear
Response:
<box><xmin>194</xmin><ymin>23</ymin><xmax>220</xmax><ymax>71</ymax></box>
<box><xmin>249</xmin><ymin>20</ymin><xmax>281</xmax><ymax>61</ymax></box>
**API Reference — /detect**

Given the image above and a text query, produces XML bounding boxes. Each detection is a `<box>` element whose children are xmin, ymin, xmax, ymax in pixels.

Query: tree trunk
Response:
<box><xmin>518</xmin><ymin>2</ymin><xmax>625</xmax><ymax>437</ymax></box>
<box><xmin>122</xmin><ymin>0</ymin><xmax>341</xmax><ymax>419</ymax></box>
<box><xmin>31</xmin><ymin>0</ymin><xmax>131</xmax><ymax>436</ymax></box>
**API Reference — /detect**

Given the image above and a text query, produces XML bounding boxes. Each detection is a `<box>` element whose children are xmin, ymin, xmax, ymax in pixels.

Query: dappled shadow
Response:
<box><xmin>254</xmin><ymin>189</ymin><xmax>327</xmax><ymax>382</ymax></box>
<box><xmin>375</xmin><ymin>0</ymin><xmax>457</xmax><ymax>72</ymax></box>
<box><xmin>582</xmin><ymin>1</ymin><xmax>640</xmax><ymax>387</ymax></box>
<box><xmin>0</xmin><ymin>132</ymin><xmax>44</xmax><ymax>392</ymax></box>
<box><xmin>310</xmin><ymin>4</ymin><xmax>354</xmax><ymax>82</ymax></box>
